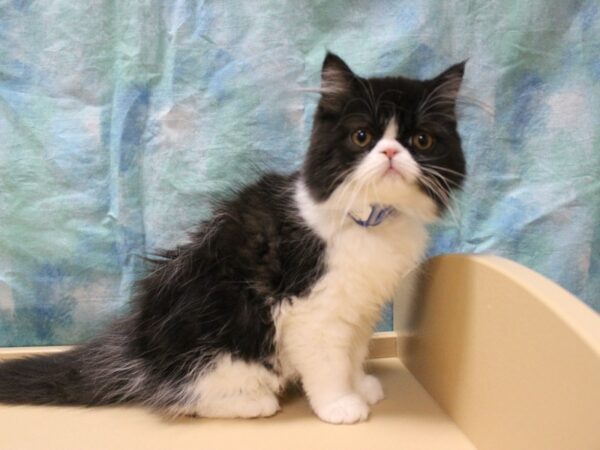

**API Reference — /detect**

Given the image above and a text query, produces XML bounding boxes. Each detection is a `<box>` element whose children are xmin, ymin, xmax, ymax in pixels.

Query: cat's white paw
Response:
<box><xmin>314</xmin><ymin>394</ymin><xmax>369</xmax><ymax>424</ymax></box>
<box><xmin>236</xmin><ymin>393</ymin><xmax>281</xmax><ymax>418</ymax></box>
<box><xmin>357</xmin><ymin>374</ymin><xmax>384</xmax><ymax>405</ymax></box>
<box><xmin>199</xmin><ymin>393</ymin><xmax>280</xmax><ymax>418</ymax></box>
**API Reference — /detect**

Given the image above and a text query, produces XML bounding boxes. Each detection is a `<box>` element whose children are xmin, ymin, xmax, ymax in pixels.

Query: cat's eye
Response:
<box><xmin>411</xmin><ymin>133</ymin><xmax>434</xmax><ymax>151</ymax></box>
<box><xmin>351</xmin><ymin>129</ymin><xmax>373</xmax><ymax>148</ymax></box>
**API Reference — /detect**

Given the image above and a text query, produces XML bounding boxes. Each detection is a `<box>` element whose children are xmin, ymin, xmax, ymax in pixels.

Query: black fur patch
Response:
<box><xmin>130</xmin><ymin>173</ymin><xmax>325</xmax><ymax>384</ymax></box>
<box><xmin>0</xmin><ymin>173</ymin><xmax>326</xmax><ymax>407</ymax></box>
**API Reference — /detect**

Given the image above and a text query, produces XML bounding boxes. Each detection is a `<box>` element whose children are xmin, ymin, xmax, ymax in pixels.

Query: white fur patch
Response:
<box><xmin>353</xmin><ymin>118</ymin><xmax>426</xmax><ymax>196</ymax></box>
<box><xmin>184</xmin><ymin>353</ymin><xmax>282</xmax><ymax>418</ymax></box>
<box><xmin>383</xmin><ymin>116</ymin><xmax>399</xmax><ymax>140</ymax></box>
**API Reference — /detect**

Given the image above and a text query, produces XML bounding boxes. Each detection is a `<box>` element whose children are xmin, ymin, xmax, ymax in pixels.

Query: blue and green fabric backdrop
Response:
<box><xmin>1</xmin><ymin>1</ymin><xmax>599</xmax><ymax>345</ymax></box>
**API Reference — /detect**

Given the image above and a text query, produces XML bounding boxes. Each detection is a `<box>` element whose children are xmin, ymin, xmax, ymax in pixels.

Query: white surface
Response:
<box><xmin>0</xmin><ymin>358</ymin><xmax>476</xmax><ymax>450</ymax></box>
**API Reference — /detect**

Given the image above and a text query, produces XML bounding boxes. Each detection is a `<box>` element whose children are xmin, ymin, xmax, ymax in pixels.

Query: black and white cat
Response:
<box><xmin>0</xmin><ymin>53</ymin><xmax>466</xmax><ymax>424</ymax></box>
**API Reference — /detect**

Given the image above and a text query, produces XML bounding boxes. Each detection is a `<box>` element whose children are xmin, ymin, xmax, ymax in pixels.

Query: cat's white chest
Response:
<box><xmin>324</xmin><ymin>217</ymin><xmax>428</xmax><ymax>307</ymax></box>
<box><xmin>275</xmin><ymin>215</ymin><xmax>428</xmax><ymax>372</ymax></box>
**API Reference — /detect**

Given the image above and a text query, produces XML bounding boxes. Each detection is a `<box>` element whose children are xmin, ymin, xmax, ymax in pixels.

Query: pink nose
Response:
<box><xmin>382</xmin><ymin>148</ymin><xmax>398</xmax><ymax>159</ymax></box>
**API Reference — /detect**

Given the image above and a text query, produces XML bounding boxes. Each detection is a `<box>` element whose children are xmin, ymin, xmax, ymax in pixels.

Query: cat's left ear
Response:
<box><xmin>319</xmin><ymin>52</ymin><xmax>356</xmax><ymax>111</ymax></box>
<box><xmin>429</xmin><ymin>60</ymin><xmax>467</xmax><ymax>103</ymax></box>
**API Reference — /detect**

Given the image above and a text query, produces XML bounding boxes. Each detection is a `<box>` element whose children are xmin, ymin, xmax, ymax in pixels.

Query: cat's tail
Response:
<box><xmin>0</xmin><ymin>350</ymin><xmax>93</xmax><ymax>405</ymax></box>
<box><xmin>0</xmin><ymin>329</ymin><xmax>142</xmax><ymax>406</ymax></box>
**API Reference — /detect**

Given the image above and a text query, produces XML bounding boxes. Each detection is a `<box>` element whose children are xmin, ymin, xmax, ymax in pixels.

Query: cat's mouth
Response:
<box><xmin>384</xmin><ymin>163</ymin><xmax>406</xmax><ymax>181</ymax></box>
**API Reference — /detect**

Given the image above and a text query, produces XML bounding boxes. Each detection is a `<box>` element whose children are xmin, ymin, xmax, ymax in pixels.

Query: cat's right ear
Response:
<box><xmin>319</xmin><ymin>52</ymin><xmax>355</xmax><ymax>111</ymax></box>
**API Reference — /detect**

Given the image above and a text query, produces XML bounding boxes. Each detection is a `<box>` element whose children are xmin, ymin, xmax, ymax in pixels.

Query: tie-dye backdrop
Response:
<box><xmin>1</xmin><ymin>1</ymin><xmax>598</xmax><ymax>346</ymax></box>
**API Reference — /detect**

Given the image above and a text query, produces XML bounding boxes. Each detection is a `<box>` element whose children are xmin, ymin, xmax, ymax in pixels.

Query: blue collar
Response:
<box><xmin>348</xmin><ymin>204</ymin><xmax>396</xmax><ymax>228</ymax></box>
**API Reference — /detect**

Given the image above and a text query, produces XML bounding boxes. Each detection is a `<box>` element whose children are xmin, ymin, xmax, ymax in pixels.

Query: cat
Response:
<box><xmin>0</xmin><ymin>52</ymin><xmax>466</xmax><ymax>424</ymax></box>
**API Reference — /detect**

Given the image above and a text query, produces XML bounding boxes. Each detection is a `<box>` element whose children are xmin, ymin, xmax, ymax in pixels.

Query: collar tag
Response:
<box><xmin>348</xmin><ymin>204</ymin><xmax>396</xmax><ymax>228</ymax></box>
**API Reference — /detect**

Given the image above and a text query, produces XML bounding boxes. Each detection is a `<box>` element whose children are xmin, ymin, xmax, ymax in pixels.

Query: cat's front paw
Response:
<box><xmin>357</xmin><ymin>374</ymin><xmax>384</xmax><ymax>405</ymax></box>
<box><xmin>314</xmin><ymin>394</ymin><xmax>369</xmax><ymax>424</ymax></box>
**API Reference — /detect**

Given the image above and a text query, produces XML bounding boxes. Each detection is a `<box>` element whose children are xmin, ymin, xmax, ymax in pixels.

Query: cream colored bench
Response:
<box><xmin>0</xmin><ymin>254</ymin><xmax>598</xmax><ymax>450</ymax></box>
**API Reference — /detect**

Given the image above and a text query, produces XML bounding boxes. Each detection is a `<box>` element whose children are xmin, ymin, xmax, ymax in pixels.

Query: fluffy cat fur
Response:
<box><xmin>0</xmin><ymin>53</ymin><xmax>466</xmax><ymax>424</ymax></box>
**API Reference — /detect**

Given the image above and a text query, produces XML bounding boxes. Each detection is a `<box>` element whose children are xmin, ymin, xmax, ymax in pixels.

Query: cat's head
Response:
<box><xmin>302</xmin><ymin>53</ymin><xmax>466</xmax><ymax>223</ymax></box>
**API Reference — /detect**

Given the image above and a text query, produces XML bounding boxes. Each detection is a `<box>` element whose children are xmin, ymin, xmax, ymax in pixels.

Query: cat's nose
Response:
<box><xmin>382</xmin><ymin>148</ymin><xmax>399</xmax><ymax>159</ymax></box>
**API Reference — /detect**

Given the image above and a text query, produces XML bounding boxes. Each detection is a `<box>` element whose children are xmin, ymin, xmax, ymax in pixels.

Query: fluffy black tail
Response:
<box><xmin>0</xmin><ymin>350</ymin><xmax>95</xmax><ymax>405</ymax></box>
<box><xmin>0</xmin><ymin>327</ymin><xmax>145</xmax><ymax>407</ymax></box>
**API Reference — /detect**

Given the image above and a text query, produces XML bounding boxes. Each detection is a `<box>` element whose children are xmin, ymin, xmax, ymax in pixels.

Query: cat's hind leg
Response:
<box><xmin>181</xmin><ymin>354</ymin><xmax>282</xmax><ymax>419</ymax></box>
